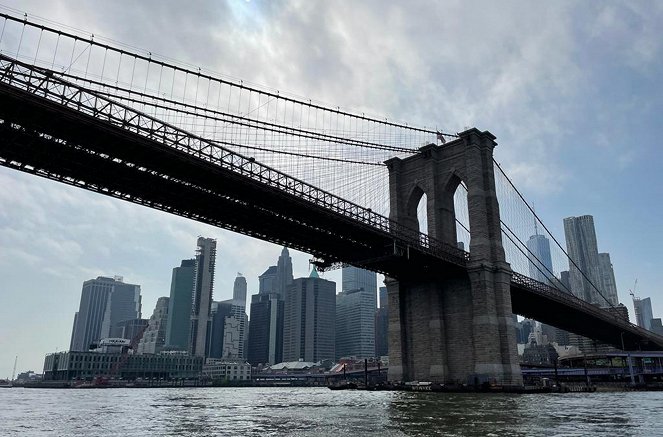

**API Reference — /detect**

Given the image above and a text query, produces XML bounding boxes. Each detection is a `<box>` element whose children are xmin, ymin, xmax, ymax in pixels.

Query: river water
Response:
<box><xmin>1</xmin><ymin>387</ymin><xmax>662</xmax><ymax>436</ymax></box>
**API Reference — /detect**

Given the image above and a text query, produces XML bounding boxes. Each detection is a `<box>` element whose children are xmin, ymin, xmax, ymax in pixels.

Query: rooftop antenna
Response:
<box><xmin>533</xmin><ymin>205</ymin><xmax>539</xmax><ymax>236</ymax></box>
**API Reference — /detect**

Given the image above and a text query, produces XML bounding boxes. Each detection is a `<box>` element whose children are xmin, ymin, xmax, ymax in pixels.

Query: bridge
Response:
<box><xmin>1</xmin><ymin>12</ymin><xmax>662</xmax><ymax>387</ymax></box>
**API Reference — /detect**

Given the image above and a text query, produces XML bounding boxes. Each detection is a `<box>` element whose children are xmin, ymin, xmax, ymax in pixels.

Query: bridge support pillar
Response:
<box><xmin>385</xmin><ymin>128</ymin><xmax>522</xmax><ymax>387</ymax></box>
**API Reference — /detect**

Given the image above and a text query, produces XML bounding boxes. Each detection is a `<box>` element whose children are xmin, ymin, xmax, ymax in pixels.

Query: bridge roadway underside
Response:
<box><xmin>510</xmin><ymin>283</ymin><xmax>663</xmax><ymax>351</ymax></box>
<box><xmin>0</xmin><ymin>82</ymin><xmax>464</xmax><ymax>280</ymax></box>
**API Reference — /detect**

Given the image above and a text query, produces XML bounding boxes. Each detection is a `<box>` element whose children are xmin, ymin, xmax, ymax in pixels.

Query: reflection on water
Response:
<box><xmin>1</xmin><ymin>387</ymin><xmax>662</xmax><ymax>436</ymax></box>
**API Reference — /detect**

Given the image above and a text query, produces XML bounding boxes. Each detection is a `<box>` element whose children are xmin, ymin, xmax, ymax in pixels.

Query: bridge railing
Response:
<box><xmin>0</xmin><ymin>54</ymin><xmax>469</xmax><ymax>267</ymax></box>
<box><xmin>511</xmin><ymin>272</ymin><xmax>663</xmax><ymax>343</ymax></box>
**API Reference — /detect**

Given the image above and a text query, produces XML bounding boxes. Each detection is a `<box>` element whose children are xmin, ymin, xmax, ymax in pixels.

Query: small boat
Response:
<box><xmin>0</xmin><ymin>379</ymin><xmax>12</xmax><ymax>388</ymax></box>
<box><xmin>328</xmin><ymin>381</ymin><xmax>357</xmax><ymax>390</ymax></box>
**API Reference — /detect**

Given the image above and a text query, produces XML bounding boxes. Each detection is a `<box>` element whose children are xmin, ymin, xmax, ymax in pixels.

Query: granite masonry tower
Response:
<box><xmin>384</xmin><ymin>128</ymin><xmax>522</xmax><ymax>386</ymax></box>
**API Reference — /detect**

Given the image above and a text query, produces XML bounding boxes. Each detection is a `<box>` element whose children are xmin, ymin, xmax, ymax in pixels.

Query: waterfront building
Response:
<box><xmin>165</xmin><ymin>259</ymin><xmax>195</xmax><ymax>351</ymax></box>
<box><xmin>202</xmin><ymin>359</ymin><xmax>251</xmax><ymax>381</ymax></box>
<box><xmin>525</xmin><ymin>232</ymin><xmax>554</xmax><ymax>284</ymax></box>
<box><xmin>598</xmin><ymin>253</ymin><xmax>619</xmax><ymax>306</ymax></box>
<box><xmin>563</xmin><ymin>215</ymin><xmax>603</xmax><ymax>305</ymax></box>
<box><xmin>70</xmin><ymin>276</ymin><xmax>141</xmax><ymax>352</ymax></box>
<box><xmin>247</xmin><ymin>292</ymin><xmax>284</xmax><ymax>365</ymax></box>
<box><xmin>43</xmin><ymin>350</ymin><xmax>203</xmax><ymax>380</ymax></box>
<box><xmin>282</xmin><ymin>269</ymin><xmax>336</xmax><ymax>362</ymax></box>
<box><xmin>190</xmin><ymin>237</ymin><xmax>217</xmax><ymax>357</ymax></box>
<box><xmin>634</xmin><ymin>297</ymin><xmax>654</xmax><ymax>331</ymax></box>
<box><xmin>336</xmin><ymin>266</ymin><xmax>377</xmax><ymax>359</ymax></box>
<box><xmin>136</xmin><ymin>297</ymin><xmax>170</xmax><ymax>355</ymax></box>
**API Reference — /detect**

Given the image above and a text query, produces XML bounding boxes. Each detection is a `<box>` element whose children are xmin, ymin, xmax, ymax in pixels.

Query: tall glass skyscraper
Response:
<box><xmin>563</xmin><ymin>215</ymin><xmax>603</xmax><ymax>305</ymax></box>
<box><xmin>165</xmin><ymin>259</ymin><xmax>195</xmax><ymax>351</ymax></box>
<box><xmin>189</xmin><ymin>237</ymin><xmax>217</xmax><ymax>358</ymax></box>
<box><xmin>335</xmin><ymin>266</ymin><xmax>377</xmax><ymax>359</ymax></box>
<box><xmin>525</xmin><ymin>233</ymin><xmax>554</xmax><ymax>284</ymax></box>
<box><xmin>598</xmin><ymin>253</ymin><xmax>619</xmax><ymax>306</ymax></box>
<box><xmin>634</xmin><ymin>297</ymin><xmax>654</xmax><ymax>331</ymax></box>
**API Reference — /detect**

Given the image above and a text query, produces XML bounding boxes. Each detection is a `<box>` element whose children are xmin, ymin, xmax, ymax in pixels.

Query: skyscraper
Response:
<box><xmin>136</xmin><ymin>297</ymin><xmax>170</xmax><ymax>355</ymax></box>
<box><xmin>208</xmin><ymin>300</ymin><xmax>233</xmax><ymax>358</ymax></box>
<box><xmin>526</xmin><ymin>233</ymin><xmax>554</xmax><ymax>284</ymax></box>
<box><xmin>247</xmin><ymin>293</ymin><xmax>284</xmax><ymax>365</ymax></box>
<box><xmin>220</xmin><ymin>274</ymin><xmax>249</xmax><ymax>360</ymax></box>
<box><xmin>70</xmin><ymin>276</ymin><xmax>141</xmax><ymax>351</ymax></box>
<box><xmin>375</xmin><ymin>286</ymin><xmax>389</xmax><ymax>357</ymax></box>
<box><xmin>563</xmin><ymin>215</ymin><xmax>604</xmax><ymax>305</ymax></box>
<box><xmin>249</xmin><ymin>248</ymin><xmax>293</xmax><ymax>364</ymax></box>
<box><xmin>335</xmin><ymin>266</ymin><xmax>377</xmax><ymax>359</ymax></box>
<box><xmin>165</xmin><ymin>259</ymin><xmax>195</xmax><ymax>351</ymax></box>
<box><xmin>282</xmin><ymin>268</ymin><xmax>335</xmax><ymax>362</ymax></box>
<box><xmin>190</xmin><ymin>237</ymin><xmax>217</xmax><ymax>358</ymax></box>
<box><xmin>100</xmin><ymin>277</ymin><xmax>142</xmax><ymax>339</ymax></box>
<box><xmin>598</xmin><ymin>253</ymin><xmax>619</xmax><ymax>306</ymax></box>
<box><xmin>633</xmin><ymin>297</ymin><xmax>654</xmax><ymax>331</ymax></box>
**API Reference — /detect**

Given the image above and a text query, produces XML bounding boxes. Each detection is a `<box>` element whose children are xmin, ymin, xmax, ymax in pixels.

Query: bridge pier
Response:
<box><xmin>385</xmin><ymin>128</ymin><xmax>522</xmax><ymax>387</ymax></box>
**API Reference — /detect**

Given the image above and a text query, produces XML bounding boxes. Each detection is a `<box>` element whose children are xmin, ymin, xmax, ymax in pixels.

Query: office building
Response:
<box><xmin>282</xmin><ymin>269</ymin><xmax>336</xmax><ymax>362</ymax></box>
<box><xmin>190</xmin><ymin>237</ymin><xmax>217</xmax><ymax>357</ymax></box>
<box><xmin>70</xmin><ymin>276</ymin><xmax>141</xmax><ymax>352</ymax></box>
<box><xmin>336</xmin><ymin>266</ymin><xmax>377</xmax><ymax>359</ymax></box>
<box><xmin>259</xmin><ymin>248</ymin><xmax>294</xmax><ymax>298</ymax></box>
<box><xmin>526</xmin><ymin>232</ymin><xmax>554</xmax><ymax>284</ymax></box>
<box><xmin>208</xmin><ymin>300</ymin><xmax>233</xmax><ymax>359</ymax></box>
<box><xmin>247</xmin><ymin>292</ymin><xmax>284</xmax><ymax>365</ymax></box>
<box><xmin>598</xmin><ymin>253</ymin><xmax>619</xmax><ymax>306</ymax></box>
<box><xmin>136</xmin><ymin>297</ymin><xmax>170</xmax><ymax>355</ymax></box>
<box><xmin>563</xmin><ymin>215</ymin><xmax>603</xmax><ymax>305</ymax></box>
<box><xmin>165</xmin><ymin>259</ymin><xmax>195</xmax><ymax>351</ymax></box>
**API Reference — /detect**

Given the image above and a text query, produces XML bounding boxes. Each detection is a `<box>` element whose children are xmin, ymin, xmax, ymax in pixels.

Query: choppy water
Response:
<box><xmin>1</xmin><ymin>387</ymin><xmax>662</xmax><ymax>436</ymax></box>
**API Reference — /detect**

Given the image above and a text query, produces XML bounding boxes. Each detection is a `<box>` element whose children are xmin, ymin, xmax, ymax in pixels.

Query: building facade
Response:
<box><xmin>247</xmin><ymin>293</ymin><xmax>284</xmax><ymax>365</ymax></box>
<box><xmin>165</xmin><ymin>259</ymin><xmax>195</xmax><ymax>351</ymax></box>
<box><xmin>190</xmin><ymin>237</ymin><xmax>217</xmax><ymax>357</ymax></box>
<box><xmin>282</xmin><ymin>269</ymin><xmax>335</xmax><ymax>362</ymax></box>
<box><xmin>634</xmin><ymin>297</ymin><xmax>654</xmax><ymax>331</ymax></box>
<box><xmin>335</xmin><ymin>266</ymin><xmax>377</xmax><ymax>359</ymax></box>
<box><xmin>563</xmin><ymin>215</ymin><xmax>604</xmax><ymax>305</ymax></box>
<box><xmin>598</xmin><ymin>253</ymin><xmax>619</xmax><ymax>306</ymax></box>
<box><xmin>43</xmin><ymin>351</ymin><xmax>203</xmax><ymax>380</ymax></box>
<box><xmin>70</xmin><ymin>276</ymin><xmax>141</xmax><ymax>352</ymax></box>
<box><xmin>526</xmin><ymin>233</ymin><xmax>554</xmax><ymax>284</ymax></box>
<box><xmin>202</xmin><ymin>359</ymin><xmax>251</xmax><ymax>381</ymax></box>
<box><xmin>136</xmin><ymin>297</ymin><xmax>170</xmax><ymax>355</ymax></box>
<box><xmin>375</xmin><ymin>287</ymin><xmax>389</xmax><ymax>358</ymax></box>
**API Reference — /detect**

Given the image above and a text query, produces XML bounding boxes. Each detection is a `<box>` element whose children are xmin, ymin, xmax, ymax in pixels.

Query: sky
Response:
<box><xmin>1</xmin><ymin>0</ymin><xmax>663</xmax><ymax>377</ymax></box>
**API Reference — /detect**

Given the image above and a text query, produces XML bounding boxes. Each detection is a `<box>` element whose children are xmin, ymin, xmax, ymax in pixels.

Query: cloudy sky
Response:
<box><xmin>1</xmin><ymin>1</ymin><xmax>662</xmax><ymax>377</ymax></box>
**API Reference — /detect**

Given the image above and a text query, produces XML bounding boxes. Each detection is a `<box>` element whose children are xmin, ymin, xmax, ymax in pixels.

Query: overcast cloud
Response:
<box><xmin>1</xmin><ymin>0</ymin><xmax>662</xmax><ymax>376</ymax></box>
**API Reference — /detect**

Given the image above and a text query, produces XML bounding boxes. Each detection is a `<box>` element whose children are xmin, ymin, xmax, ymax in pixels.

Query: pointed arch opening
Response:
<box><xmin>453</xmin><ymin>182</ymin><xmax>470</xmax><ymax>252</ymax></box>
<box><xmin>416</xmin><ymin>192</ymin><xmax>429</xmax><ymax>237</ymax></box>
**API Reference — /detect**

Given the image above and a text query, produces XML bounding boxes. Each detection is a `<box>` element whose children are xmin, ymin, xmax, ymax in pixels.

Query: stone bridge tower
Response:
<box><xmin>384</xmin><ymin>128</ymin><xmax>522</xmax><ymax>386</ymax></box>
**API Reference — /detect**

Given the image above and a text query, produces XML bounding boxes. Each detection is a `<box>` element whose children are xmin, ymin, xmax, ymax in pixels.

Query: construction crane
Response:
<box><xmin>630</xmin><ymin>279</ymin><xmax>641</xmax><ymax>327</ymax></box>
<box><xmin>629</xmin><ymin>279</ymin><xmax>639</xmax><ymax>299</ymax></box>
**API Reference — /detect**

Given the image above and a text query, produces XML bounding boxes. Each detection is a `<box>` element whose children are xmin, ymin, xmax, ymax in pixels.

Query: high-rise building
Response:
<box><xmin>165</xmin><ymin>259</ymin><xmax>195</xmax><ymax>351</ymax></box>
<box><xmin>526</xmin><ymin>233</ymin><xmax>554</xmax><ymax>284</ymax></box>
<box><xmin>598</xmin><ymin>253</ymin><xmax>619</xmax><ymax>306</ymax></box>
<box><xmin>208</xmin><ymin>300</ymin><xmax>233</xmax><ymax>359</ymax></box>
<box><xmin>70</xmin><ymin>276</ymin><xmax>141</xmax><ymax>351</ymax></box>
<box><xmin>336</xmin><ymin>266</ymin><xmax>377</xmax><ymax>359</ymax></box>
<box><xmin>249</xmin><ymin>248</ymin><xmax>293</xmax><ymax>365</ymax></box>
<box><xmin>633</xmin><ymin>297</ymin><xmax>654</xmax><ymax>331</ymax></box>
<box><xmin>69</xmin><ymin>313</ymin><xmax>79</xmax><ymax>351</ymax></box>
<box><xmin>375</xmin><ymin>286</ymin><xmax>389</xmax><ymax>357</ymax></box>
<box><xmin>190</xmin><ymin>237</ymin><xmax>217</xmax><ymax>357</ymax></box>
<box><xmin>247</xmin><ymin>293</ymin><xmax>284</xmax><ymax>365</ymax></box>
<box><xmin>282</xmin><ymin>268</ymin><xmax>336</xmax><ymax>362</ymax></box>
<box><xmin>220</xmin><ymin>274</ymin><xmax>249</xmax><ymax>360</ymax></box>
<box><xmin>100</xmin><ymin>277</ymin><xmax>142</xmax><ymax>339</ymax></box>
<box><xmin>136</xmin><ymin>297</ymin><xmax>170</xmax><ymax>355</ymax></box>
<box><xmin>563</xmin><ymin>215</ymin><xmax>604</xmax><ymax>305</ymax></box>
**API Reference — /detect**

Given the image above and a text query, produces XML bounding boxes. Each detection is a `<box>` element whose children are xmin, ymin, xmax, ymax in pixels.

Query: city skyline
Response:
<box><xmin>2</xmin><ymin>1</ymin><xmax>663</xmax><ymax>377</ymax></box>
